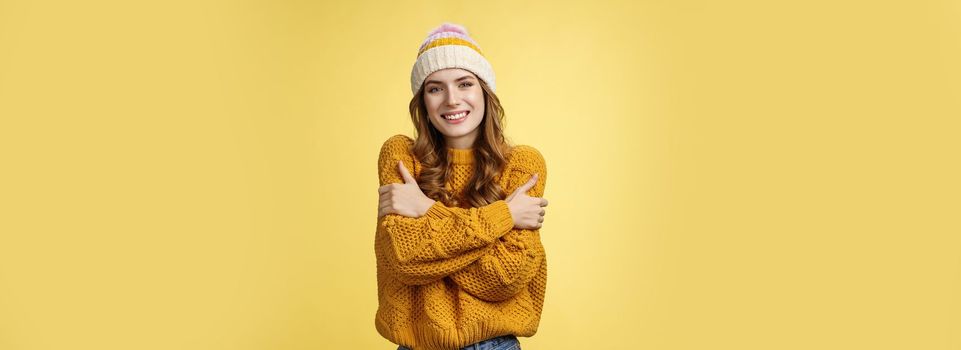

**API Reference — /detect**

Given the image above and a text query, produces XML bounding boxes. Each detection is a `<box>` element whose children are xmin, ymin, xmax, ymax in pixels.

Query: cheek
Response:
<box><xmin>467</xmin><ymin>92</ymin><xmax>484</xmax><ymax>107</ymax></box>
<box><xmin>423</xmin><ymin>99</ymin><xmax>441</xmax><ymax>117</ymax></box>
<box><xmin>470</xmin><ymin>93</ymin><xmax>485</xmax><ymax>114</ymax></box>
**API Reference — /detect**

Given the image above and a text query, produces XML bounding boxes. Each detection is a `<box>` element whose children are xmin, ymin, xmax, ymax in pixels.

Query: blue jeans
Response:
<box><xmin>397</xmin><ymin>334</ymin><xmax>521</xmax><ymax>350</ymax></box>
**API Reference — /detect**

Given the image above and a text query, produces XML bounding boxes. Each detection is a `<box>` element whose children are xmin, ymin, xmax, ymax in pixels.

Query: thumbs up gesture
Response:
<box><xmin>506</xmin><ymin>174</ymin><xmax>549</xmax><ymax>230</ymax></box>
<box><xmin>377</xmin><ymin>161</ymin><xmax>436</xmax><ymax>219</ymax></box>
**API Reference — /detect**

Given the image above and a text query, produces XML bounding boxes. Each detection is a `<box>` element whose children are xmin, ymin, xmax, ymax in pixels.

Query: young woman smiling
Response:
<box><xmin>373</xmin><ymin>23</ymin><xmax>549</xmax><ymax>350</ymax></box>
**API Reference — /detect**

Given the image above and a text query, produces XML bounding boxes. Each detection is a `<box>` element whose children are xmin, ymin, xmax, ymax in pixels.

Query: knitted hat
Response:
<box><xmin>410</xmin><ymin>22</ymin><xmax>496</xmax><ymax>95</ymax></box>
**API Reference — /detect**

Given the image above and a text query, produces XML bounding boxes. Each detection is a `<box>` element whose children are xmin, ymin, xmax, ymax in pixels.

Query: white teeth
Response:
<box><xmin>443</xmin><ymin>111</ymin><xmax>468</xmax><ymax>120</ymax></box>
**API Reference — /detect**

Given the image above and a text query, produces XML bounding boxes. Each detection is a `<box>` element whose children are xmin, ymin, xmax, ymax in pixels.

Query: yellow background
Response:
<box><xmin>1</xmin><ymin>0</ymin><xmax>959</xmax><ymax>349</ymax></box>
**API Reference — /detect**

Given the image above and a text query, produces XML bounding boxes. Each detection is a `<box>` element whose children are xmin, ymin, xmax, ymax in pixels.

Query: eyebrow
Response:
<box><xmin>424</xmin><ymin>75</ymin><xmax>476</xmax><ymax>86</ymax></box>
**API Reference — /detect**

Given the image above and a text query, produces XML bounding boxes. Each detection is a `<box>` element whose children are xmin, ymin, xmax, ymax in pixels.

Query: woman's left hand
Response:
<box><xmin>378</xmin><ymin>161</ymin><xmax>436</xmax><ymax>219</ymax></box>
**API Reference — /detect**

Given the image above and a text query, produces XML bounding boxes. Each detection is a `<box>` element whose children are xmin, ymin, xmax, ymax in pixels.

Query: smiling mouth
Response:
<box><xmin>442</xmin><ymin>111</ymin><xmax>469</xmax><ymax>120</ymax></box>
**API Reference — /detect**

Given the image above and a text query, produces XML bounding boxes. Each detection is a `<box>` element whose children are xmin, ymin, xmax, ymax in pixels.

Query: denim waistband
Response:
<box><xmin>460</xmin><ymin>334</ymin><xmax>518</xmax><ymax>350</ymax></box>
<box><xmin>397</xmin><ymin>334</ymin><xmax>519</xmax><ymax>350</ymax></box>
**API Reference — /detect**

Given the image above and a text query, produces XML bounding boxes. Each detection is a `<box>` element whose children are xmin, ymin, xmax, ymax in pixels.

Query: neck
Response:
<box><xmin>444</xmin><ymin>133</ymin><xmax>478</xmax><ymax>150</ymax></box>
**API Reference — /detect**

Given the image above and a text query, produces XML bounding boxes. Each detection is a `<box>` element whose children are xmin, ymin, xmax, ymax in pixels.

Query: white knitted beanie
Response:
<box><xmin>410</xmin><ymin>22</ymin><xmax>496</xmax><ymax>95</ymax></box>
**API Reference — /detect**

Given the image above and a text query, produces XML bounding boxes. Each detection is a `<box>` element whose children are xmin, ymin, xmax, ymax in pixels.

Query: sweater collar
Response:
<box><xmin>448</xmin><ymin>147</ymin><xmax>475</xmax><ymax>165</ymax></box>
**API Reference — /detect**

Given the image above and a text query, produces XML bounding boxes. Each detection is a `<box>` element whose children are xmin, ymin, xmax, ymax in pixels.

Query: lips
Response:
<box><xmin>442</xmin><ymin>110</ymin><xmax>469</xmax><ymax>119</ymax></box>
<box><xmin>442</xmin><ymin>110</ymin><xmax>469</xmax><ymax>124</ymax></box>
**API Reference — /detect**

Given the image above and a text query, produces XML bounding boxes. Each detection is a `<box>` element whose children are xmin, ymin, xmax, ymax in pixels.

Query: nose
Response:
<box><xmin>444</xmin><ymin>89</ymin><xmax>460</xmax><ymax>106</ymax></box>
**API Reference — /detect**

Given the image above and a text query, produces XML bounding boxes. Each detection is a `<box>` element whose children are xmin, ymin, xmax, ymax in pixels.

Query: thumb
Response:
<box><xmin>510</xmin><ymin>173</ymin><xmax>538</xmax><ymax>199</ymax></box>
<box><xmin>398</xmin><ymin>161</ymin><xmax>417</xmax><ymax>184</ymax></box>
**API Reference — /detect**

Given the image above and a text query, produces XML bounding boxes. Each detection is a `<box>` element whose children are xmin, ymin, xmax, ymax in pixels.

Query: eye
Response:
<box><xmin>460</xmin><ymin>82</ymin><xmax>474</xmax><ymax>88</ymax></box>
<box><xmin>428</xmin><ymin>87</ymin><xmax>440</xmax><ymax>93</ymax></box>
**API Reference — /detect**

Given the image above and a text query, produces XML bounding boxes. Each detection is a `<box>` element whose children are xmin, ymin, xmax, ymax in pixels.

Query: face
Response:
<box><xmin>422</xmin><ymin>68</ymin><xmax>486</xmax><ymax>149</ymax></box>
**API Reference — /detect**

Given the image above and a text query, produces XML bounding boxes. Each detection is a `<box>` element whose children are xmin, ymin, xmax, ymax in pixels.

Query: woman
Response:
<box><xmin>374</xmin><ymin>23</ymin><xmax>549</xmax><ymax>350</ymax></box>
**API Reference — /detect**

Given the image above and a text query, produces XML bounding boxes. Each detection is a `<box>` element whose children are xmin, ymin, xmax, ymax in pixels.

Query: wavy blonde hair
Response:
<box><xmin>408</xmin><ymin>76</ymin><xmax>513</xmax><ymax>208</ymax></box>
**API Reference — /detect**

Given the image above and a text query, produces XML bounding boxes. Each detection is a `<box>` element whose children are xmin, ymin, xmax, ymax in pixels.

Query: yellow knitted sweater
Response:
<box><xmin>374</xmin><ymin>134</ymin><xmax>548</xmax><ymax>350</ymax></box>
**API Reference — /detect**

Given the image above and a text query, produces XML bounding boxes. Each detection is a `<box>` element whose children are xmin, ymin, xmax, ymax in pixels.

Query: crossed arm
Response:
<box><xmin>374</xmin><ymin>137</ymin><xmax>547</xmax><ymax>301</ymax></box>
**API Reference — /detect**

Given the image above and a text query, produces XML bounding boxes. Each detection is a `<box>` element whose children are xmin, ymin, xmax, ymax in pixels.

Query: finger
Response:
<box><xmin>378</xmin><ymin>185</ymin><xmax>392</xmax><ymax>195</ymax></box>
<box><xmin>538</xmin><ymin>216</ymin><xmax>544</xmax><ymax>223</ymax></box>
<box><xmin>539</xmin><ymin>209</ymin><xmax>545</xmax><ymax>216</ymax></box>
<box><xmin>540</xmin><ymin>198</ymin><xmax>549</xmax><ymax>207</ymax></box>
<box><xmin>511</xmin><ymin>173</ymin><xmax>538</xmax><ymax>197</ymax></box>
<box><xmin>398</xmin><ymin>161</ymin><xmax>417</xmax><ymax>184</ymax></box>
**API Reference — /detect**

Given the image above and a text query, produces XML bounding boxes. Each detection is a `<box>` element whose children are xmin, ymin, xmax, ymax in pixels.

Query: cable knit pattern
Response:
<box><xmin>374</xmin><ymin>134</ymin><xmax>547</xmax><ymax>350</ymax></box>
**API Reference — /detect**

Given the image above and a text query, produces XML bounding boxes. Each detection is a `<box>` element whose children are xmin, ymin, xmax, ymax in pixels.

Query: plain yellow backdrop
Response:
<box><xmin>1</xmin><ymin>0</ymin><xmax>959</xmax><ymax>349</ymax></box>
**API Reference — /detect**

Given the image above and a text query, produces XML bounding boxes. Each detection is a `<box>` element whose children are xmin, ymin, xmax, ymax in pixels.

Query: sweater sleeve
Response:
<box><xmin>375</xmin><ymin>135</ymin><xmax>516</xmax><ymax>286</ymax></box>
<box><xmin>449</xmin><ymin>145</ymin><xmax>547</xmax><ymax>302</ymax></box>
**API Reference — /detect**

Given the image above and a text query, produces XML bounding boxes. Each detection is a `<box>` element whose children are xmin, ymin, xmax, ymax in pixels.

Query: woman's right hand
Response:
<box><xmin>506</xmin><ymin>174</ymin><xmax>548</xmax><ymax>230</ymax></box>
